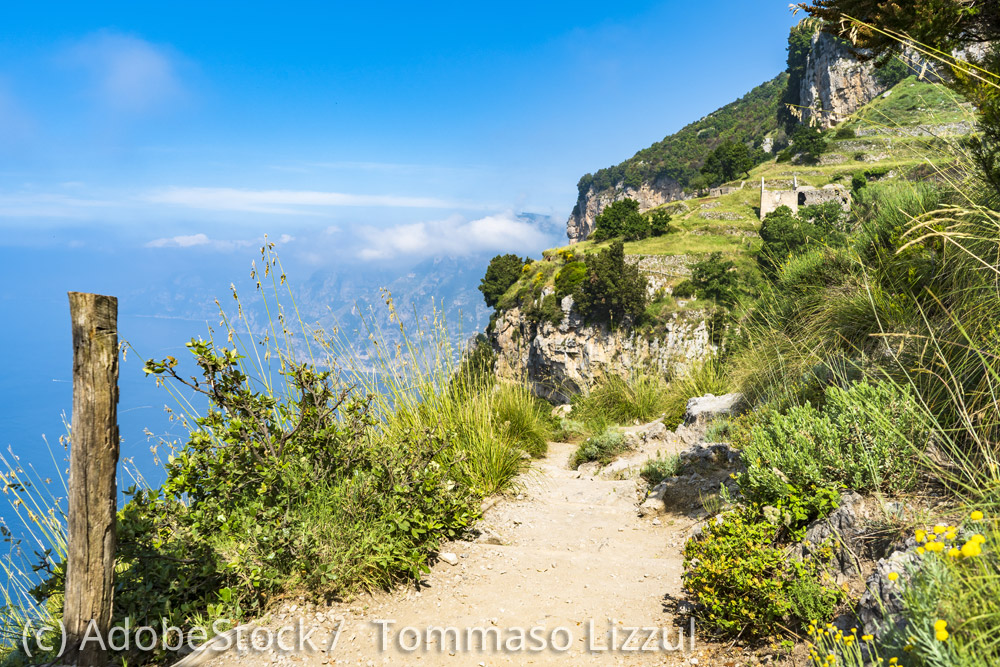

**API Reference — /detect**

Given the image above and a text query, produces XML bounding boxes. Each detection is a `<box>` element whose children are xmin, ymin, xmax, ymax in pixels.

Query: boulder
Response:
<box><xmin>683</xmin><ymin>393</ymin><xmax>745</xmax><ymax>426</ymax></box>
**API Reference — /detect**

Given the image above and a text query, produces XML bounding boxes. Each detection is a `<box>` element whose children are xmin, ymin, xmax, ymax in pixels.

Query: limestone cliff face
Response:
<box><xmin>491</xmin><ymin>297</ymin><xmax>713</xmax><ymax>402</ymax></box>
<box><xmin>798</xmin><ymin>32</ymin><xmax>886</xmax><ymax>129</ymax></box>
<box><xmin>566</xmin><ymin>176</ymin><xmax>691</xmax><ymax>244</ymax></box>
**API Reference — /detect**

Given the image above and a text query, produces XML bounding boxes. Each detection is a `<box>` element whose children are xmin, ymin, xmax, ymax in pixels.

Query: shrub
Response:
<box><xmin>672</xmin><ymin>279</ymin><xmax>696</xmax><ymax>299</ymax></box>
<box><xmin>691</xmin><ymin>252</ymin><xmax>739</xmax><ymax>306</ymax></box>
<box><xmin>834</xmin><ymin>126</ymin><xmax>856</xmax><ymax>139</ymax></box>
<box><xmin>570</xmin><ymin>429</ymin><xmax>629</xmax><ymax>468</ymax></box>
<box><xmin>640</xmin><ymin>454</ymin><xmax>681</xmax><ymax>486</ymax></box>
<box><xmin>791</xmin><ymin>124</ymin><xmax>828</xmax><ymax>163</ymax></box>
<box><xmin>554</xmin><ymin>261</ymin><xmax>587</xmax><ymax>300</ymax></box>
<box><xmin>480</xmin><ymin>254</ymin><xmax>525</xmax><ymax>309</ymax></box>
<box><xmin>648</xmin><ymin>209</ymin><xmax>674</xmax><ymax>236</ymax></box>
<box><xmin>573</xmin><ymin>241</ymin><xmax>648</xmax><ymax>327</ymax></box>
<box><xmin>591</xmin><ymin>198</ymin><xmax>647</xmax><ymax>241</ymax></box>
<box><xmin>683</xmin><ymin>509</ymin><xmax>841</xmax><ymax>639</ymax></box>
<box><xmin>852</xmin><ymin>172</ymin><xmax>867</xmax><ymax>193</ymax></box>
<box><xmin>757</xmin><ymin>205</ymin><xmax>844</xmax><ymax>277</ymax></box>
<box><xmin>734</xmin><ymin>380</ymin><xmax>928</xmax><ymax>505</ymax></box>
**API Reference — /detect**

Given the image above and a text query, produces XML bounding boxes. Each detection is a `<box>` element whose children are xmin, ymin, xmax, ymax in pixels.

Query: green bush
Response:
<box><xmin>591</xmin><ymin>198</ymin><xmax>648</xmax><ymax>241</ymax></box>
<box><xmin>480</xmin><ymin>254</ymin><xmax>525</xmax><ymax>309</ymax></box>
<box><xmin>834</xmin><ymin>126</ymin><xmax>856</xmax><ymax>139</ymax></box>
<box><xmin>683</xmin><ymin>509</ymin><xmax>841</xmax><ymax>639</ymax></box>
<box><xmin>554</xmin><ymin>261</ymin><xmax>587</xmax><ymax>300</ymax></box>
<box><xmin>734</xmin><ymin>380</ymin><xmax>928</xmax><ymax>505</ymax></box>
<box><xmin>648</xmin><ymin>208</ymin><xmax>674</xmax><ymax>236</ymax></box>
<box><xmin>852</xmin><ymin>172</ymin><xmax>867</xmax><ymax>192</ymax></box>
<box><xmin>791</xmin><ymin>124</ymin><xmax>828</xmax><ymax>163</ymax></box>
<box><xmin>573</xmin><ymin>241</ymin><xmax>648</xmax><ymax>327</ymax></box>
<box><xmin>640</xmin><ymin>454</ymin><xmax>681</xmax><ymax>486</ymax></box>
<box><xmin>691</xmin><ymin>252</ymin><xmax>739</xmax><ymax>306</ymax></box>
<box><xmin>672</xmin><ymin>279</ymin><xmax>696</xmax><ymax>299</ymax></box>
<box><xmin>570</xmin><ymin>429</ymin><xmax>630</xmax><ymax>468</ymax></box>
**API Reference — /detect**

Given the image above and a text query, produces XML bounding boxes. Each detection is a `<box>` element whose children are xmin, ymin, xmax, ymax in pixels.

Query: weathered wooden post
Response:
<box><xmin>64</xmin><ymin>292</ymin><xmax>119</xmax><ymax>667</ymax></box>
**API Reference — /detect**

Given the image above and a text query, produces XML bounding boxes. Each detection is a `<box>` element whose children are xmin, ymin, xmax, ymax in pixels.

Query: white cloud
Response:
<box><xmin>357</xmin><ymin>212</ymin><xmax>554</xmax><ymax>261</ymax></box>
<box><xmin>145</xmin><ymin>233</ymin><xmax>251</xmax><ymax>251</ymax></box>
<box><xmin>144</xmin><ymin>187</ymin><xmax>474</xmax><ymax>214</ymax></box>
<box><xmin>63</xmin><ymin>31</ymin><xmax>184</xmax><ymax>113</ymax></box>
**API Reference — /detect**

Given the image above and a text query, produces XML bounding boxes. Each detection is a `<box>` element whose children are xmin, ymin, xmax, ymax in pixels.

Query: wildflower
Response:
<box><xmin>936</xmin><ymin>629</ymin><xmax>949</xmax><ymax>641</ymax></box>
<box><xmin>934</xmin><ymin>525</ymin><xmax>948</xmax><ymax>535</ymax></box>
<box><xmin>962</xmin><ymin>540</ymin><xmax>983</xmax><ymax>558</ymax></box>
<box><xmin>888</xmin><ymin>572</ymin><xmax>899</xmax><ymax>581</ymax></box>
<box><xmin>948</xmin><ymin>547</ymin><xmax>961</xmax><ymax>558</ymax></box>
<box><xmin>971</xmin><ymin>510</ymin><xmax>984</xmax><ymax>521</ymax></box>
<box><xmin>972</xmin><ymin>533</ymin><xmax>987</xmax><ymax>544</ymax></box>
<box><xmin>890</xmin><ymin>659</ymin><xmax>899</xmax><ymax>665</ymax></box>
<box><xmin>927</xmin><ymin>540</ymin><xmax>945</xmax><ymax>553</ymax></box>
<box><xmin>915</xmin><ymin>529</ymin><xmax>926</xmax><ymax>542</ymax></box>
<box><xmin>917</xmin><ymin>546</ymin><xmax>926</xmax><ymax>555</ymax></box>
<box><xmin>945</xmin><ymin>530</ymin><xmax>957</xmax><ymax>541</ymax></box>
<box><xmin>862</xmin><ymin>634</ymin><xmax>874</xmax><ymax>641</ymax></box>
<box><xmin>934</xmin><ymin>620</ymin><xmax>947</xmax><ymax>632</ymax></box>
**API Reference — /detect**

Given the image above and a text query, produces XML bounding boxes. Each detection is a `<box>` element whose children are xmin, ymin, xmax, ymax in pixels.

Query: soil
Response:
<box><xmin>184</xmin><ymin>435</ymin><xmax>795</xmax><ymax>667</ymax></box>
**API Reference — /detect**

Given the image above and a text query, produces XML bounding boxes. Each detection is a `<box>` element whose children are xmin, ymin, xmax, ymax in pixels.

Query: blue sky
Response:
<box><xmin>0</xmin><ymin>1</ymin><xmax>801</xmax><ymax>265</ymax></box>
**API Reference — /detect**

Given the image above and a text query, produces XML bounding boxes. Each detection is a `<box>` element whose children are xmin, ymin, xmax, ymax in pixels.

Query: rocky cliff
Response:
<box><xmin>797</xmin><ymin>32</ymin><xmax>885</xmax><ymax>128</ymax></box>
<box><xmin>565</xmin><ymin>32</ymin><xmax>893</xmax><ymax>243</ymax></box>
<box><xmin>491</xmin><ymin>295</ymin><xmax>713</xmax><ymax>402</ymax></box>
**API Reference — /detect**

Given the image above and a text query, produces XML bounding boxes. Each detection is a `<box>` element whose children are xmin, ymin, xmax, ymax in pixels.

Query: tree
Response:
<box><xmin>573</xmin><ymin>241</ymin><xmax>648</xmax><ymax>326</ymax></box>
<box><xmin>479</xmin><ymin>254</ymin><xmax>525</xmax><ymax>309</ymax></box>
<box><xmin>591</xmin><ymin>198</ymin><xmax>648</xmax><ymax>241</ymax></box>
<box><xmin>701</xmin><ymin>141</ymin><xmax>755</xmax><ymax>187</ymax></box>
<box><xmin>791</xmin><ymin>124</ymin><xmax>827</xmax><ymax>163</ymax></box>
<box><xmin>757</xmin><ymin>206</ymin><xmax>817</xmax><ymax>276</ymax></box>
<box><xmin>691</xmin><ymin>253</ymin><xmax>740</xmax><ymax>306</ymax></box>
<box><xmin>648</xmin><ymin>209</ymin><xmax>674</xmax><ymax>236</ymax></box>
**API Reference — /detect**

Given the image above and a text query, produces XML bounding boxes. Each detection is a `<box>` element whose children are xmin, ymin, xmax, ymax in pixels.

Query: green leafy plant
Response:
<box><xmin>570</xmin><ymin>430</ymin><xmax>629</xmax><ymax>468</ymax></box>
<box><xmin>734</xmin><ymin>380</ymin><xmax>928</xmax><ymax>505</ymax></box>
<box><xmin>573</xmin><ymin>241</ymin><xmax>648</xmax><ymax>327</ymax></box>
<box><xmin>479</xmin><ymin>254</ymin><xmax>526</xmax><ymax>309</ymax></box>
<box><xmin>683</xmin><ymin>509</ymin><xmax>841</xmax><ymax>639</ymax></box>
<box><xmin>640</xmin><ymin>454</ymin><xmax>681</xmax><ymax>486</ymax></box>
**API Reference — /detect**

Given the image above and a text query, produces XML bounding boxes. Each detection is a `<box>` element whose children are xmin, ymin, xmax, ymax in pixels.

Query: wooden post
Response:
<box><xmin>64</xmin><ymin>292</ymin><xmax>119</xmax><ymax>667</ymax></box>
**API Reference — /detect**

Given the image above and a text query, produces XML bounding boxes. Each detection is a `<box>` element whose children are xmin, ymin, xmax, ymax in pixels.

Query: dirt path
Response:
<box><xmin>193</xmin><ymin>435</ymin><xmax>736</xmax><ymax>667</ymax></box>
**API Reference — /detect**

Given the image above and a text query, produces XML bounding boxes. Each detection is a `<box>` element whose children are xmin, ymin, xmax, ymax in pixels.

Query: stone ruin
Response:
<box><xmin>759</xmin><ymin>176</ymin><xmax>850</xmax><ymax>220</ymax></box>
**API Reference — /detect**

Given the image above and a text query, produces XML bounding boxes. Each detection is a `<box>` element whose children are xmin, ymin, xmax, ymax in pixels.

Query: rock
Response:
<box><xmin>491</xmin><ymin>306</ymin><xmax>714</xmax><ymax>403</ymax></box>
<box><xmin>799</xmin><ymin>491</ymin><xmax>870</xmax><ymax>577</ymax></box>
<box><xmin>567</xmin><ymin>175</ymin><xmax>695</xmax><ymax>244</ymax></box>
<box><xmin>577</xmin><ymin>461</ymin><xmax>601</xmax><ymax>477</ymax></box>
<box><xmin>638</xmin><ymin>481</ymin><xmax>669</xmax><ymax>517</ymax></box>
<box><xmin>551</xmin><ymin>404</ymin><xmax>572</xmax><ymax>418</ymax></box>
<box><xmin>857</xmin><ymin>549</ymin><xmax>920</xmax><ymax>638</ymax></box>
<box><xmin>684</xmin><ymin>393</ymin><xmax>745</xmax><ymax>426</ymax></box>
<box><xmin>439</xmin><ymin>552</ymin><xmax>459</xmax><ymax>566</ymax></box>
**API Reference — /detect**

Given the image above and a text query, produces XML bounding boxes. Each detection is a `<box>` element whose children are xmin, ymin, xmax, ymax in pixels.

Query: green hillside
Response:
<box><xmin>502</xmin><ymin>76</ymin><xmax>974</xmax><ymax>332</ymax></box>
<box><xmin>573</xmin><ymin>73</ymin><xmax>790</xmax><ymax>205</ymax></box>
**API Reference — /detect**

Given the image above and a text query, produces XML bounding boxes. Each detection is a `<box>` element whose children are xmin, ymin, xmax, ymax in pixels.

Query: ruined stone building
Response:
<box><xmin>759</xmin><ymin>176</ymin><xmax>851</xmax><ymax>220</ymax></box>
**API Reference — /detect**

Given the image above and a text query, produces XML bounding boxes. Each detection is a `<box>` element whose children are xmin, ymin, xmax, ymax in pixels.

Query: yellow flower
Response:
<box><xmin>888</xmin><ymin>572</ymin><xmax>899</xmax><ymax>581</ymax></box>
<box><xmin>973</xmin><ymin>534</ymin><xmax>987</xmax><ymax>544</ymax></box>
<box><xmin>971</xmin><ymin>510</ymin><xmax>984</xmax><ymax>521</ymax></box>
<box><xmin>936</xmin><ymin>629</ymin><xmax>949</xmax><ymax>641</ymax></box>
<box><xmin>962</xmin><ymin>540</ymin><xmax>983</xmax><ymax>558</ymax></box>
<box><xmin>945</xmin><ymin>530</ymin><xmax>957</xmax><ymax>541</ymax></box>
<box><xmin>862</xmin><ymin>634</ymin><xmax>874</xmax><ymax>641</ymax></box>
<box><xmin>927</xmin><ymin>540</ymin><xmax>945</xmax><ymax>553</ymax></box>
<box><xmin>917</xmin><ymin>546</ymin><xmax>926</xmax><ymax>555</ymax></box>
<box><xmin>935</xmin><ymin>620</ymin><xmax>947</xmax><ymax>631</ymax></box>
<box><xmin>890</xmin><ymin>659</ymin><xmax>899</xmax><ymax>665</ymax></box>
<box><xmin>915</xmin><ymin>529</ymin><xmax>926</xmax><ymax>542</ymax></box>
<box><xmin>948</xmin><ymin>547</ymin><xmax>961</xmax><ymax>558</ymax></box>
<box><xmin>934</xmin><ymin>525</ymin><xmax>948</xmax><ymax>535</ymax></box>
